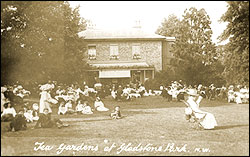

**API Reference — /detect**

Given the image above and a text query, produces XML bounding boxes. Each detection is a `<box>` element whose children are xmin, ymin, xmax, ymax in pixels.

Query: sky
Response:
<box><xmin>69</xmin><ymin>1</ymin><xmax>229</xmax><ymax>45</ymax></box>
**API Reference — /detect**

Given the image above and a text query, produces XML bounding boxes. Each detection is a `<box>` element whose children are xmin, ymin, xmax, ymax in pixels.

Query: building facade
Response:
<box><xmin>78</xmin><ymin>28</ymin><xmax>175</xmax><ymax>86</ymax></box>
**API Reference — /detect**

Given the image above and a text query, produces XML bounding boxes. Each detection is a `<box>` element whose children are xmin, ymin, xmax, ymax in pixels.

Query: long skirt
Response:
<box><xmin>194</xmin><ymin>112</ymin><xmax>218</xmax><ymax>129</ymax></box>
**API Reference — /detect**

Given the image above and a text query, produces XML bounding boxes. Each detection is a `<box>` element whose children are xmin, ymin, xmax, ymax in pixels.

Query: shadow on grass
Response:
<box><xmin>81</xmin><ymin>111</ymin><xmax>156</xmax><ymax>122</ymax></box>
<box><xmin>82</xmin><ymin>118</ymin><xmax>113</xmax><ymax>122</ymax></box>
<box><xmin>124</xmin><ymin>110</ymin><xmax>157</xmax><ymax>115</ymax></box>
<box><xmin>214</xmin><ymin>124</ymin><xmax>249</xmax><ymax>130</ymax></box>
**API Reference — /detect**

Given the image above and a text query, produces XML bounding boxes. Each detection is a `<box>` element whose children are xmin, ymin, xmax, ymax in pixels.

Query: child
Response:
<box><xmin>1</xmin><ymin>102</ymin><xmax>16</xmax><ymax>122</ymax></box>
<box><xmin>82</xmin><ymin>101</ymin><xmax>93</xmax><ymax>114</ymax></box>
<box><xmin>75</xmin><ymin>100</ymin><xmax>84</xmax><ymax>113</ymax></box>
<box><xmin>58</xmin><ymin>99</ymin><xmax>67</xmax><ymax>115</ymax></box>
<box><xmin>34</xmin><ymin>108</ymin><xmax>69</xmax><ymax>129</ymax></box>
<box><xmin>32</xmin><ymin>103</ymin><xmax>39</xmax><ymax>121</ymax></box>
<box><xmin>10</xmin><ymin>109</ymin><xmax>27</xmax><ymax>132</ymax></box>
<box><xmin>23</xmin><ymin>106</ymin><xmax>33</xmax><ymax>123</ymax></box>
<box><xmin>110</xmin><ymin>106</ymin><xmax>121</xmax><ymax>119</ymax></box>
<box><xmin>65</xmin><ymin>100</ymin><xmax>75</xmax><ymax>114</ymax></box>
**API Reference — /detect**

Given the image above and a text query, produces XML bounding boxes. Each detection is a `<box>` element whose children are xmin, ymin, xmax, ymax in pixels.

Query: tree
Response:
<box><xmin>1</xmin><ymin>1</ymin><xmax>32</xmax><ymax>84</ymax></box>
<box><xmin>156</xmin><ymin>7</ymin><xmax>222</xmax><ymax>86</ymax></box>
<box><xmin>61</xmin><ymin>2</ymin><xmax>88</xmax><ymax>83</ymax></box>
<box><xmin>156</xmin><ymin>14</ymin><xmax>182</xmax><ymax>39</ymax></box>
<box><xmin>218</xmin><ymin>1</ymin><xmax>249</xmax><ymax>85</ymax></box>
<box><xmin>1</xmin><ymin>1</ymin><xmax>88</xmax><ymax>86</ymax></box>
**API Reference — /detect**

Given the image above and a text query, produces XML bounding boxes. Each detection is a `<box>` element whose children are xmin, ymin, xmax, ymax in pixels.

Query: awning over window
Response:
<box><xmin>89</xmin><ymin>62</ymin><xmax>152</xmax><ymax>69</ymax></box>
<box><xmin>99</xmin><ymin>70</ymin><xmax>131</xmax><ymax>78</ymax></box>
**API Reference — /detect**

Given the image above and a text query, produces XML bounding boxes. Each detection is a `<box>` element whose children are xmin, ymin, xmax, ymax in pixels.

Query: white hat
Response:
<box><xmin>187</xmin><ymin>89</ymin><xmax>199</xmax><ymax>96</ymax></box>
<box><xmin>39</xmin><ymin>84</ymin><xmax>52</xmax><ymax>91</ymax></box>
<box><xmin>17</xmin><ymin>85</ymin><xmax>23</xmax><ymax>89</ymax></box>
<box><xmin>229</xmin><ymin>85</ymin><xmax>234</xmax><ymax>89</ymax></box>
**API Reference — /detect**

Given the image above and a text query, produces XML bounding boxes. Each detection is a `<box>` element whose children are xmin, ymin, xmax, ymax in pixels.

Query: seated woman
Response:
<box><xmin>34</xmin><ymin>108</ymin><xmax>69</xmax><ymax>129</ymax></box>
<box><xmin>81</xmin><ymin>101</ymin><xmax>93</xmax><ymax>114</ymax></box>
<box><xmin>94</xmin><ymin>97</ymin><xmax>109</xmax><ymax>111</ymax></box>
<box><xmin>183</xmin><ymin>89</ymin><xmax>218</xmax><ymax>130</ymax></box>
<box><xmin>1</xmin><ymin>101</ymin><xmax>16</xmax><ymax>122</ymax></box>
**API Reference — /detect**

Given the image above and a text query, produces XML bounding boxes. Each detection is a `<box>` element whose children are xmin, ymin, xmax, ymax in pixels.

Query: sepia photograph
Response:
<box><xmin>1</xmin><ymin>1</ymin><xmax>249</xmax><ymax>156</ymax></box>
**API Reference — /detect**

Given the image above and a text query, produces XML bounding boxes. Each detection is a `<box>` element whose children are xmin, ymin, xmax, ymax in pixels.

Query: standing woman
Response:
<box><xmin>184</xmin><ymin>89</ymin><xmax>218</xmax><ymax>130</ymax></box>
<box><xmin>39</xmin><ymin>84</ymin><xmax>58</xmax><ymax>114</ymax></box>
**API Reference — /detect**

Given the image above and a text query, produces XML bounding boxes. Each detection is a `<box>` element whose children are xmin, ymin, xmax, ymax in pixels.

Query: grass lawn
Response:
<box><xmin>1</xmin><ymin>96</ymin><xmax>249</xmax><ymax>156</ymax></box>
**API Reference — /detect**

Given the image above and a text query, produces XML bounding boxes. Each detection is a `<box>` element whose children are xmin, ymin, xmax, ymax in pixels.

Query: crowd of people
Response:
<box><xmin>1</xmin><ymin>79</ymin><xmax>249</xmax><ymax>131</ymax></box>
<box><xmin>158</xmin><ymin>80</ymin><xmax>249</xmax><ymax>130</ymax></box>
<box><xmin>159</xmin><ymin>80</ymin><xmax>249</xmax><ymax>104</ymax></box>
<box><xmin>1</xmin><ymin>81</ymin><xmax>121</xmax><ymax>132</ymax></box>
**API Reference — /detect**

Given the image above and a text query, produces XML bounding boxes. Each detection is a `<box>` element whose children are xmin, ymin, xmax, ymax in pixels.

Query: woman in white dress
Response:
<box><xmin>94</xmin><ymin>97</ymin><xmax>109</xmax><ymax>111</ymax></box>
<box><xmin>39</xmin><ymin>84</ymin><xmax>58</xmax><ymax>114</ymax></box>
<box><xmin>82</xmin><ymin>101</ymin><xmax>93</xmax><ymax>114</ymax></box>
<box><xmin>184</xmin><ymin>89</ymin><xmax>218</xmax><ymax>130</ymax></box>
<box><xmin>75</xmin><ymin>100</ymin><xmax>93</xmax><ymax>114</ymax></box>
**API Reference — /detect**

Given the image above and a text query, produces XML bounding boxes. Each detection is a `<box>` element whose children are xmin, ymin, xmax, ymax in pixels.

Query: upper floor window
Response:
<box><xmin>132</xmin><ymin>44</ymin><xmax>141</xmax><ymax>59</ymax></box>
<box><xmin>88</xmin><ymin>45</ymin><xmax>96</xmax><ymax>60</ymax></box>
<box><xmin>110</xmin><ymin>44</ymin><xmax>119</xmax><ymax>60</ymax></box>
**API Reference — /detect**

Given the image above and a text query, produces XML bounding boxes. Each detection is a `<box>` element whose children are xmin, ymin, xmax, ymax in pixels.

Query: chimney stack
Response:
<box><xmin>133</xmin><ymin>20</ymin><xmax>141</xmax><ymax>29</ymax></box>
<box><xmin>86</xmin><ymin>20</ymin><xmax>96</xmax><ymax>29</ymax></box>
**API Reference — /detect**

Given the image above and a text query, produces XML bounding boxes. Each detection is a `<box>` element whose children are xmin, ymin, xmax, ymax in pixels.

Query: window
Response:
<box><xmin>88</xmin><ymin>45</ymin><xmax>96</xmax><ymax>60</ymax></box>
<box><xmin>132</xmin><ymin>44</ymin><xmax>141</xmax><ymax>59</ymax></box>
<box><xmin>110</xmin><ymin>44</ymin><xmax>119</xmax><ymax>60</ymax></box>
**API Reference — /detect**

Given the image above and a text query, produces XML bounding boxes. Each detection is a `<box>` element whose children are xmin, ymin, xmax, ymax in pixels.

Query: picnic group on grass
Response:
<box><xmin>1</xmin><ymin>80</ymin><xmax>249</xmax><ymax>132</ymax></box>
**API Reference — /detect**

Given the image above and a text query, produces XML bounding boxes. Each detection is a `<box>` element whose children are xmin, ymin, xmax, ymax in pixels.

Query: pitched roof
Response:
<box><xmin>78</xmin><ymin>28</ymin><xmax>167</xmax><ymax>40</ymax></box>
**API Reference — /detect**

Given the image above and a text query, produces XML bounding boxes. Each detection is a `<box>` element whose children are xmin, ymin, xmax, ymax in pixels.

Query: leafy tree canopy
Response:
<box><xmin>1</xmin><ymin>1</ymin><xmax>88</xmax><ymax>86</ymax></box>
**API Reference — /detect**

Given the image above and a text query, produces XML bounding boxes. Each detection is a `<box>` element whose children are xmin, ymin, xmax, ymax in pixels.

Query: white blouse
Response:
<box><xmin>1</xmin><ymin>107</ymin><xmax>17</xmax><ymax>117</ymax></box>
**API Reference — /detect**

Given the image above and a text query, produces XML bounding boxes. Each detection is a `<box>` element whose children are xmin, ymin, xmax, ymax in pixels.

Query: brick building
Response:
<box><xmin>78</xmin><ymin>27</ymin><xmax>175</xmax><ymax>86</ymax></box>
